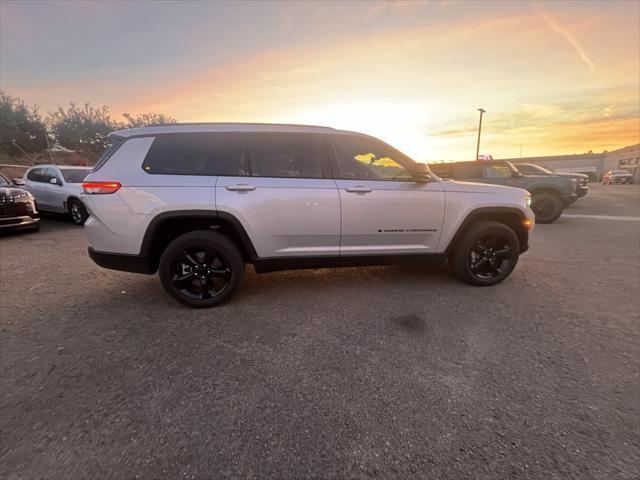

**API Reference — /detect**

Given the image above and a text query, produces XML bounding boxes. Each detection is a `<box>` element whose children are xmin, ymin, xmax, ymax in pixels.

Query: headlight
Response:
<box><xmin>525</xmin><ymin>195</ymin><xmax>531</xmax><ymax>207</ymax></box>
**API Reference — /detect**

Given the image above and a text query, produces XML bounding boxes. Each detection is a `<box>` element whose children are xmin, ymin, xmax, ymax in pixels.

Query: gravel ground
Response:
<box><xmin>1</xmin><ymin>183</ymin><xmax>638</xmax><ymax>479</ymax></box>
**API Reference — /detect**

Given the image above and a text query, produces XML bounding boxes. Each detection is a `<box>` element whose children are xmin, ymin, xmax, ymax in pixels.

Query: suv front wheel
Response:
<box><xmin>449</xmin><ymin>220</ymin><xmax>520</xmax><ymax>286</ymax></box>
<box><xmin>158</xmin><ymin>230</ymin><xmax>245</xmax><ymax>308</ymax></box>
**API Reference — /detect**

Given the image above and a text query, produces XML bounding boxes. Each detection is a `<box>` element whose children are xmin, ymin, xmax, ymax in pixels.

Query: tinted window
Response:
<box><xmin>483</xmin><ymin>164</ymin><xmax>512</xmax><ymax>178</ymax></box>
<box><xmin>27</xmin><ymin>168</ymin><xmax>48</xmax><ymax>183</ymax></box>
<box><xmin>451</xmin><ymin>163</ymin><xmax>482</xmax><ymax>179</ymax></box>
<box><xmin>247</xmin><ymin>133</ymin><xmax>329</xmax><ymax>179</ymax></box>
<box><xmin>61</xmin><ymin>169</ymin><xmax>89</xmax><ymax>183</ymax></box>
<box><xmin>142</xmin><ymin>133</ymin><xmax>248</xmax><ymax>176</ymax></box>
<box><xmin>45</xmin><ymin>167</ymin><xmax>61</xmax><ymax>183</ymax></box>
<box><xmin>0</xmin><ymin>174</ymin><xmax>10</xmax><ymax>186</ymax></box>
<box><xmin>332</xmin><ymin>135</ymin><xmax>413</xmax><ymax>181</ymax></box>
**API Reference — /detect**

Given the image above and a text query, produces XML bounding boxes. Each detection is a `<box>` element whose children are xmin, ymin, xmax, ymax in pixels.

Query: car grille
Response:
<box><xmin>0</xmin><ymin>202</ymin><xmax>28</xmax><ymax>218</ymax></box>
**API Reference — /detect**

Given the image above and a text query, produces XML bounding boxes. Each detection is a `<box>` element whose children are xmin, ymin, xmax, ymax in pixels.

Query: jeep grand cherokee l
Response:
<box><xmin>82</xmin><ymin>123</ymin><xmax>534</xmax><ymax>308</ymax></box>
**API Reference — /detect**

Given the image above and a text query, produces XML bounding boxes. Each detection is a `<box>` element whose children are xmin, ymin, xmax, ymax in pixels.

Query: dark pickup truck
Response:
<box><xmin>429</xmin><ymin>160</ymin><xmax>577</xmax><ymax>224</ymax></box>
<box><xmin>514</xmin><ymin>163</ymin><xmax>589</xmax><ymax>198</ymax></box>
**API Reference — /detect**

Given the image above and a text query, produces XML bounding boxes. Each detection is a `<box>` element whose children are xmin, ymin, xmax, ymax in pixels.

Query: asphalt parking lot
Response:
<box><xmin>1</xmin><ymin>183</ymin><xmax>639</xmax><ymax>479</ymax></box>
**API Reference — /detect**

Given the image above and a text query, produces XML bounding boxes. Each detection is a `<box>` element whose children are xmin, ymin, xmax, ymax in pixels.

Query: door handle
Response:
<box><xmin>345</xmin><ymin>186</ymin><xmax>372</xmax><ymax>193</ymax></box>
<box><xmin>225</xmin><ymin>184</ymin><xmax>256</xmax><ymax>191</ymax></box>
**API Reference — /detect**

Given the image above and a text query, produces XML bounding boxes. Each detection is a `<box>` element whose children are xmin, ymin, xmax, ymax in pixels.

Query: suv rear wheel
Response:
<box><xmin>530</xmin><ymin>192</ymin><xmax>563</xmax><ymax>224</ymax></box>
<box><xmin>449</xmin><ymin>220</ymin><xmax>520</xmax><ymax>286</ymax></box>
<box><xmin>158</xmin><ymin>230</ymin><xmax>244</xmax><ymax>308</ymax></box>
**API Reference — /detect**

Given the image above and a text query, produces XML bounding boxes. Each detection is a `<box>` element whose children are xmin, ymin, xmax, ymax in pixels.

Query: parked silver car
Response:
<box><xmin>22</xmin><ymin>165</ymin><xmax>92</xmax><ymax>225</ymax></box>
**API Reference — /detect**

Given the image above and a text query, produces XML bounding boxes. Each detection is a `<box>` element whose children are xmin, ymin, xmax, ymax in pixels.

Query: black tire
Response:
<box><xmin>530</xmin><ymin>192</ymin><xmax>563</xmax><ymax>224</ymax></box>
<box><xmin>158</xmin><ymin>230</ymin><xmax>244</xmax><ymax>308</ymax></box>
<box><xmin>68</xmin><ymin>198</ymin><xmax>88</xmax><ymax>226</ymax></box>
<box><xmin>449</xmin><ymin>220</ymin><xmax>520</xmax><ymax>286</ymax></box>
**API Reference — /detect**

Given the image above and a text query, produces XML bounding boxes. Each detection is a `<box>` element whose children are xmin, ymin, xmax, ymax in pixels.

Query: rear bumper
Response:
<box><xmin>88</xmin><ymin>247</ymin><xmax>153</xmax><ymax>274</ymax></box>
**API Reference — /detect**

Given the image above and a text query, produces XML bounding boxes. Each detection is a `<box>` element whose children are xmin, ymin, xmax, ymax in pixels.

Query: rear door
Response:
<box><xmin>330</xmin><ymin>134</ymin><xmax>445</xmax><ymax>255</ymax></box>
<box><xmin>216</xmin><ymin>132</ymin><xmax>341</xmax><ymax>258</ymax></box>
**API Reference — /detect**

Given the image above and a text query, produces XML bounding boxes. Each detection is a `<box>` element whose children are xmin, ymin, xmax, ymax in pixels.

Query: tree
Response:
<box><xmin>122</xmin><ymin>112</ymin><xmax>177</xmax><ymax>128</ymax></box>
<box><xmin>0</xmin><ymin>91</ymin><xmax>48</xmax><ymax>156</ymax></box>
<box><xmin>48</xmin><ymin>103</ymin><xmax>116</xmax><ymax>153</ymax></box>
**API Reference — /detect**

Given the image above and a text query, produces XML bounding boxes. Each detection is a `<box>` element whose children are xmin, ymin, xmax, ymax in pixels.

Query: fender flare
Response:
<box><xmin>139</xmin><ymin>209</ymin><xmax>259</xmax><ymax>260</ymax></box>
<box><xmin>444</xmin><ymin>206</ymin><xmax>527</xmax><ymax>254</ymax></box>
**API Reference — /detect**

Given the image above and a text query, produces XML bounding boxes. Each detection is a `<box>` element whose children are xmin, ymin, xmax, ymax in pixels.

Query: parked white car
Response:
<box><xmin>22</xmin><ymin>165</ymin><xmax>92</xmax><ymax>225</ymax></box>
<box><xmin>82</xmin><ymin>123</ymin><xmax>535</xmax><ymax>307</ymax></box>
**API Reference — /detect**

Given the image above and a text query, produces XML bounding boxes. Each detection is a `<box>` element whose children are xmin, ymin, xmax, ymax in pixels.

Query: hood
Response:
<box><xmin>0</xmin><ymin>186</ymin><xmax>31</xmax><ymax>199</ymax></box>
<box><xmin>556</xmin><ymin>172</ymin><xmax>589</xmax><ymax>180</ymax></box>
<box><xmin>440</xmin><ymin>180</ymin><xmax>528</xmax><ymax>196</ymax></box>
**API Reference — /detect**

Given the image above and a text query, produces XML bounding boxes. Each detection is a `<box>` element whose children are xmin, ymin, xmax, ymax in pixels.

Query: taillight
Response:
<box><xmin>82</xmin><ymin>181</ymin><xmax>121</xmax><ymax>194</ymax></box>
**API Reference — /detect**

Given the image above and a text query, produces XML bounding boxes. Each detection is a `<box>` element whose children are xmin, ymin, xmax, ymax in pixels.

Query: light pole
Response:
<box><xmin>475</xmin><ymin>108</ymin><xmax>485</xmax><ymax>160</ymax></box>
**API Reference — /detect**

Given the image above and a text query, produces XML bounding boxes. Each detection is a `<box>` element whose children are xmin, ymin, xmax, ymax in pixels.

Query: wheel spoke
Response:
<box><xmin>494</xmin><ymin>246</ymin><xmax>512</xmax><ymax>258</ymax></box>
<box><xmin>471</xmin><ymin>258</ymin><xmax>488</xmax><ymax>271</ymax></box>
<box><xmin>184</xmin><ymin>252</ymin><xmax>200</xmax><ymax>266</ymax></box>
<box><xmin>174</xmin><ymin>271</ymin><xmax>195</xmax><ymax>282</ymax></box>
<box><xmin>209</xmin><ymin>268</ymin><xmax>230</xmax><ymax>278</ymax></box>
<box><xmin>488</xmin><ymin>262</ymin><xmax>501</xmax><ymax>276</ymax></box>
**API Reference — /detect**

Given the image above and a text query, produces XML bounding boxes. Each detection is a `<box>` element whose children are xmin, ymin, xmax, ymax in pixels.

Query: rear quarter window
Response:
<box><xmin>142</xmin><ymin>133</ymin><xmax>248</xmax><ymax>176</ymax></box>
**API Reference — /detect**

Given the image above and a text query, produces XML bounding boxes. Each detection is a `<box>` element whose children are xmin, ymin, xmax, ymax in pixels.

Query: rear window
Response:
<box><xmin>142</xmin><ymin>133</ymin><xmax>248</xmax><ymax>176</ymax></box>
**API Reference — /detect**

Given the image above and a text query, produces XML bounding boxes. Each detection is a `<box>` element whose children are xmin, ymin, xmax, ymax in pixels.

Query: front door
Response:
<box><xmin>330</xmin><ymin>134</ymin><xmax>445</xmax><ymax>255</ymax></box>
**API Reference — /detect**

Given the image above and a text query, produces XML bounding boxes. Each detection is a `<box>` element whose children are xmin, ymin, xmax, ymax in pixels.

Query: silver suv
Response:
<box><xmin>82</xmin><ymin>123</ymin><xmax>534</xmax><ymax>308</ymax></box>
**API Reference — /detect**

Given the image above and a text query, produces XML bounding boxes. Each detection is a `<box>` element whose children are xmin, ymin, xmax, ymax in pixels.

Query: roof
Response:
<box><xmin>109</xmin><ymin>122</ymin><xmax>358</xmax><ymax>138</ymax></box>
<box><xmin>28</xmin><ymin>164</ymin><xmax>92</xmax><ymax>170</ymax></box>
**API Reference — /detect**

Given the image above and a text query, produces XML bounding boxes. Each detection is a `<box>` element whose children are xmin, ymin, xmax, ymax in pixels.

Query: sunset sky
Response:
<box><xmin>1</xmin><ymin>0</ymin><xmax>638</xmax><ymax>161</ymax></box>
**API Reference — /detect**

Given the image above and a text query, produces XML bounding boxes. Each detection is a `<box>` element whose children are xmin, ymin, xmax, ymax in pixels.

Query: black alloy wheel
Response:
<box><xmin>171</xmin><ymin>248</ymin><xmax>231</xmax><ymax>300</ymax></box>
<box><xmin>468</xmin><ymin>234</ymin><xmax>514</xmax><ymax>280</ymax></box>
<box><xmin>159</xmin><ymin>230</ymin><xmax>244</xmax><ymax>308</ymax></box>
<box><xmin>449</xmin><ymin>220</ymin><xmax>520</xmax><ymax>286</ymax></box>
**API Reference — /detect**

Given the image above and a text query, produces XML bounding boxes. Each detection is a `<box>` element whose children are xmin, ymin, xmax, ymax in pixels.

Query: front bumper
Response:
<box><xmin>0</xmin><ymin>215</ymin><xmax>40</xmax><ymax>231</ymax></box>
<box><xmin>564</xmin><ymin>193</ymin><xmax>579</xmax><ymax>205</ymax></box>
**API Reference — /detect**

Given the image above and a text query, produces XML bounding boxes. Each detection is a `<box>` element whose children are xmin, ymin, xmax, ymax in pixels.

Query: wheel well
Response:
<box><xmin>448</xmin><ymin>209</ymin><xmax>528</xmax><ymax>254</ymax></box>
<box><xmin>529</xmin><ymin>188</ymin><xmax>561</xmax><ymax>199</ymax></box>
<box><xmin>144</xmin><ymin>214</ymin><xmax>255</xmax><ymax>272</ymax></box>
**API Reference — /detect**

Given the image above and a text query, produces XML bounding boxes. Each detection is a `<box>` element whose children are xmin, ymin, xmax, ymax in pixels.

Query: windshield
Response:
<box><xmin>518</xmin><ymin>164</ymin><xmax>552</xmax><ymax>175</ymax></box>
<box><xmin>61</xmin><ymin>169</ymin><xmax>89</xmax><ymax>183</ymax></box>
<box><xmin>0</xmin><ymin>174</ymin><xmax>11</xmax><ymax>186</ymax></box>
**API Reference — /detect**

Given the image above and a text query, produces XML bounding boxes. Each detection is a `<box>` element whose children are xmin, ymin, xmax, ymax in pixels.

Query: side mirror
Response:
<box><xmin>13</xmin><ymin>178</ymin><xmax>26</xmax><ymax>186</ymax></box>
<box><xmin>512</xmin><ymin>171</ymin><xmax>523</xmax><ymax>178</ymax></box>
<box><xmin>413</xmin><ymin>163</ymin><xmax>431</xmax><ymax>183</ymax></box>
<box><xmin>50</xmin><ymin>177</ymin><xmax>60</xmax><ymax>185</ymax></box>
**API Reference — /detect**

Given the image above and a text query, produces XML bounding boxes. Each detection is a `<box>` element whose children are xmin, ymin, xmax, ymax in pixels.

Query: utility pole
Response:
<box><xmin>475</xmin><ymin>108</ymin><xmax>485</xmax><ymax>160</ymax></box>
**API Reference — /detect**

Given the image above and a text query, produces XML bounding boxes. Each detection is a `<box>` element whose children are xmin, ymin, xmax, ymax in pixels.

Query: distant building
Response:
<box><xmin>501</xmin><ymin>144</ymin><xmax>640</xmax><ymax>181</ymax></box>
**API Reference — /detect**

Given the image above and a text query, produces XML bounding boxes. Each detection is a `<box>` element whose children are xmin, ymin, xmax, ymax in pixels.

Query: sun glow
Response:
<box><xmin>287</xmin><ymin>102</ymin><xmax>433</xmax><ymax>161</ymax></box>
